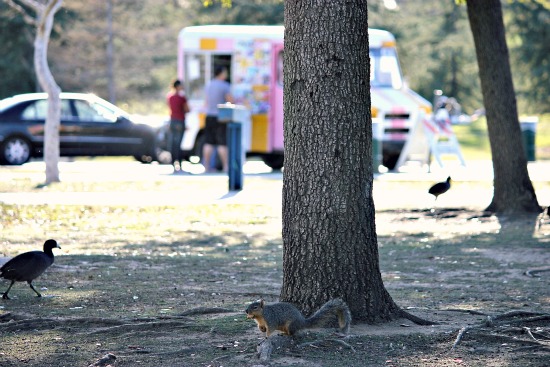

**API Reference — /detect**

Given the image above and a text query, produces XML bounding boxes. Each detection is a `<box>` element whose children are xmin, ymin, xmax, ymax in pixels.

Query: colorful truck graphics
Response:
<box><xmin>178</xmin><ymin>25</ymin><xmax>432</xmax><ymax>170</ymax></box>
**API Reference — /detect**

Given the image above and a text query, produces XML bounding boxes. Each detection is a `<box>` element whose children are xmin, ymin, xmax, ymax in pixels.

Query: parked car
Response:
<box><xmin>0</xmin><ymin>92</ymin><xmax>169</xmax><ymax>165</ymax></box>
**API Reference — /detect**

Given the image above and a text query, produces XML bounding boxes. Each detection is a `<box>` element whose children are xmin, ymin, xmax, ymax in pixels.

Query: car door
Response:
<box><xmin>19</xmin><ymin>98</ymin><xmax>76</xmax><ymax>151</ymax></box>
<box><xmin>70</xmin><ymin>98</ymin><xmax>148</xmax><ymax>156</ymax></box>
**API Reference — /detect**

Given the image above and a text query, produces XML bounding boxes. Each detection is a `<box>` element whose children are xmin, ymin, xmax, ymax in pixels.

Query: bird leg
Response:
<box><xmin>2</xmin><ymin>280</ymin><xmax>15</xmax><ymax>300</ymax></box>
<box><xmin>27</xmin><ymin>281</ymin><xmax>42</xmax><ymax>297</ymax></box>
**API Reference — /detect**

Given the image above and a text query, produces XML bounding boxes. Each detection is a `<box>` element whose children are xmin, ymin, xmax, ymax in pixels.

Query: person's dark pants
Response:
<box><xmin>204</xmin><ymin>116</ymin><xmax>227</xmax><ymax>146</ymax></box>
<box><xmin>169</xmin><ymin>119</ymin><xmax>185</xmax><ymax>166</ymax></box>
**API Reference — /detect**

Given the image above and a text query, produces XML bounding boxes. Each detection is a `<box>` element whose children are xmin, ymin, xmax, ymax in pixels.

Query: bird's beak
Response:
<box><xmin>56</xmin><ymin>244</ymin><xmax>61</xmax><ymax>249</ymax></box>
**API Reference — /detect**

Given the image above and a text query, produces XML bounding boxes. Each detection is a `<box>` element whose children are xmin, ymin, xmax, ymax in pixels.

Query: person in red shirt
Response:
<box><xmin>167</xmin><ymin>79</ymin><xmax>190</xmax><ymax>172</ymax></box>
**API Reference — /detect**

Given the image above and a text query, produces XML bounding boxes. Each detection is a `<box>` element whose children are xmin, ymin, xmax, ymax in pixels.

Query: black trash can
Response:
<box><xmin>372</xmin><ymin>118</ymin><xmax>383</xmax><ymax>173</ymax></box>
<box><xmin>520</xmin><ymin>117</ymin><xmax>538</xmax><ymax>162</ymax></box>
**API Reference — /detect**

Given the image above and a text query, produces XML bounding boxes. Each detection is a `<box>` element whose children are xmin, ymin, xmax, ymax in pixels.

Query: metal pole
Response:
<box><xmin>227</xmin><ymin>122</ymin><xmax>243</xmax><ymax>191</ymax></box>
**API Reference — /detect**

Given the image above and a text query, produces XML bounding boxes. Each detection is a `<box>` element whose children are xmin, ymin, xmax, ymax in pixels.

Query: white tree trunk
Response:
<box><xmin>15</xmin><ymin>0</ymin><xmax>63</xmax><ymax>183</ymax></box>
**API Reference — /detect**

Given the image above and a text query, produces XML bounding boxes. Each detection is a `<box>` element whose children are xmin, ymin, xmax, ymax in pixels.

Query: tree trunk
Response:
<box><xmin>34</xmin><ymin>0</ymin><xmax>62</xmax><ymax>184</ymax></box>
<box><xmin>13</xmin><ymin>0</ymin><xmax>64</xmax><ymax>183</ymax></box>
<box><xmin>282</xmin><ymin>0</ymin><xmax>401</xmax><ymax>322</ymax></box>
<box><xmin>465</xmin><ymin>0</ymin><xmax>540</xmax><ymax>214</ymax></box>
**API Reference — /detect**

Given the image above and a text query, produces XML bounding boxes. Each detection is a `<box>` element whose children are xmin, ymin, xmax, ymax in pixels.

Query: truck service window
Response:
<box><xmin>184</xmin><ymin>54</ymin><xmax>206</xmax><ymax>100</ymax></box>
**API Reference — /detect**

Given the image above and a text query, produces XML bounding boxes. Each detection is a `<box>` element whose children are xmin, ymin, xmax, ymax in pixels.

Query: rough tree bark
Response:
<box><xmin>7</xmin><ymin>0</ymin><xmax>62</xmax><ymax>184</ymax></box>
<box><xmin>282</xmin><ymin>0</ymin><xmax>405</xmax><ymax>323</ymax></box>
<box><xmin>465</xmin><ymin>0</ymin><xmax>540</xmax><ymax>214</ymax></box>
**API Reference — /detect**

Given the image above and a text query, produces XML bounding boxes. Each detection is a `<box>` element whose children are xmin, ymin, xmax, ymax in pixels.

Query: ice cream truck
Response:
<box><xmin>177</xmin><ymin>25</ymin><xmax>432</xmax><ymax>170</ymax></box>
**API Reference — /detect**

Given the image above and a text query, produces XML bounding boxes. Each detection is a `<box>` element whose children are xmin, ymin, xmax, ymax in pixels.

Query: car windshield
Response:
<box><xmin>0</xmin><ymin>96</ymin><xmax>26</xmax><ymax>112</ymax></box>
<box><xmin>87</xmin><ymin>96</ymin><xmax>130</xmax><ymax>119</ymax></box>
<box><xmin>370</xmin><ymin>47</ymin><xmax>403</xmax><ymax>89</ymax></box>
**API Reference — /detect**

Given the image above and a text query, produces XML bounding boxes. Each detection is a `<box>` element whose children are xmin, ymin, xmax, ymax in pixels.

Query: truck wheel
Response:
<box><xmin>263</xmin><ymin>154</ymin><xmax>284</xmax><ymax>170</ymax></box>
<box><xmin>0</xmin><ymin>136</ymin><xmax>32</xmax><ymax>165</ymax></box>
<box><xmin>382</xmin><ymin>152</ymin><xmax>399</xmax><ymax>170</ymax></box>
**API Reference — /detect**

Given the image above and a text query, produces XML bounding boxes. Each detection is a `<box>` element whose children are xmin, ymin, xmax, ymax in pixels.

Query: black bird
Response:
<box><xmin>1</xmin><ymin>239</ymin><xmax>60</xmax><ymax>299</ymax></box>
<box><xmin>429</xmin><ymin>176</ymin><xmax>451</xmax><ymax>200</ymax></box>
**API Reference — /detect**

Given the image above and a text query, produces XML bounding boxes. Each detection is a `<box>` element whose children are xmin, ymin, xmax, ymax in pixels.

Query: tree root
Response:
<box><xmin>512</xmin><ymin>345</ymin><xmax>550</xmax><ymax>353</ymax></box>
<box><xmin>0</xmin><ymin>313</ymin><xmax>194</xmax><ymax>333</ymax></box>
<box><xmin>87</xmin><ymin>320</ymin><xmax>194</xmax><ymax>334</ymax></box>
<box><xmin>440</xmin><ymin>308</ymin><xmax>489</xmax><ymax>316</ymax></box>
<box><xmin>87</xmin><ymin>353</ymin><xmax>116</xmax><ymax>367</ymax></box>
<box><xmin>255</xmin><ymin>333</ymin><xmax>354</xmax><ymax>361</ymax></box>
<box><xmin>399</xmin><ymin>309</ymin><xmax>438</xmax><ymax>326</ymax></box>
<box><xmin>492</xmin><ymin>310</ymin><xmax>548</xmax><ymax>321</ymax></box>
<box><xmin>256</xmin><ymin>334</ymin><xmax>294</xmax><ymax>361</ymax></box>
<box><xmin>178</xmin><ymin>306</ymin><xmax>235</xmax><ymax>316</ymax></box>
<box><xmin>298</xmin><ymin>337</ymin><xmax>356</xmax><ymax>353</ymax></box>
<box><xmin>524</xmin><ymin>268</ymin><xmax>550</xmax><ymax>277</ymax></box>
<box><xmin>450</xmin><ymin>310</ymin><xmax>550</xmax><ymax>351</ymax></box>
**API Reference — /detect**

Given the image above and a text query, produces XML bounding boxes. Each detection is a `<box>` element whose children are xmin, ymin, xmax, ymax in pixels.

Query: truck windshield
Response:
<box><xmin>370</xmin><ymin>47</ymin><xmax>403</xmax><ymax>89</ymax></box>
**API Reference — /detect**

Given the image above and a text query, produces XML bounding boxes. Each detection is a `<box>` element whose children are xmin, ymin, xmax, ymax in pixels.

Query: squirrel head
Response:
<box><xmin>245</xmin><ymin>299</ymin><xmax>265</xmax><ymax>318</ymax></box>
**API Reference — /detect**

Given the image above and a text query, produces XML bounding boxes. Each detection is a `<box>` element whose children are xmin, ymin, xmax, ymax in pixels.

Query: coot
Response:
<box><xmin>1</xmin><ymin>239</ymin><xmax>60</xmax><ymax>299</ymax></box>
<box><xmin>428</xmin><ymin>176</ymin><xmax>451</xmax><ymax>200</ymax></box>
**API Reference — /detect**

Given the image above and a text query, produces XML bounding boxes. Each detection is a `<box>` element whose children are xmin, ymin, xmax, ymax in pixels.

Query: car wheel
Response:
<box><xmin>0</xmin><ymin>136</ymin><xmax>31</xmax><ymax>165</ymax></box>
<box><xmin>134</xmin><ymin>154</ymin><xmax>153</xmax><ymax>164</ymax></box>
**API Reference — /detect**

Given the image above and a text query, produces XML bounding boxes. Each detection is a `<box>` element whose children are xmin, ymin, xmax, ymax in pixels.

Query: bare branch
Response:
<box><xmin>16</xmin><ymin>0</ymin><xmax>44</xmax><ymax>11</ymax></box>
<box><xmin>44</xmin><ymin>0</ymin><xmax>63</xmax><ymax>18</ymax></box>
<box><xmin>4</xmin><ymin>0</ymin><xmax>38</xmax><ymax>26</ymax></box>
<box><xmin>522</xmin><ymin>327</ymin><xmax>539</xmax><ymax>342</ymax></box>
<box><xmin>451</xmin><ymin>326</ymin><xmax>471</xmax><ymax>350</ymax></box>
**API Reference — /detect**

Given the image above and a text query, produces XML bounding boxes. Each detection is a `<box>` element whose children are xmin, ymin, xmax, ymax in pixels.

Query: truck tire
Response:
<box><xmin>382</xmin><ymin>152</ymin><xmax>399</xmax><ymax>170</ymax></box>
<box><xmin>263</xmin><ymin>154</ymin><xmax>284</xmax><ymax>170</ymax></box>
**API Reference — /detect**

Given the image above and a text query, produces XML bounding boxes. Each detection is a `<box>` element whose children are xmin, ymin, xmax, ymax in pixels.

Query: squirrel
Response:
<box><xmin>245</xmin><ymin>298</ymin><xmax>351</xmax><ymax>337</ymax></box>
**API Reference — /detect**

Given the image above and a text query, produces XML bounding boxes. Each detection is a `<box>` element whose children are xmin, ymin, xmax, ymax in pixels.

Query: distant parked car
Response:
<box><xmin>0</xmin><ymin>93</ymin><xmax>169</xmax><ymax>165</ymax></box>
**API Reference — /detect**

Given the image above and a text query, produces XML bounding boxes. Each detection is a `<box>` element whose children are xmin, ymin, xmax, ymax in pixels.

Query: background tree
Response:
<box><xmin>0</xmin><ymin>3</ymin><xmax>35</xmax><ymax>96</ymax></box>
<box><xmin>282</xmin><ymin>0</ymin><xmax>428</xmax><ymax>323</ymax></box>
<box><xmin>368</xmin><ymin>1</ymin><xmax>482</xmax><ymax>112</ymax></box>
<box><xmin>5</xmin><ymin>0</ymin><xmax>63</xmax><ymax>184</ymax></box>
<box><xmin>196</xmin><ymin>0</ymin><xmax>283</xmax><ymax>25</ymax></box>
<box><xmin>506</xmin><ymin>0</ymin><xmax>550</xmax><ymax>114</ymax></box>
<box><xmin>465</xmin><ymin>0</ymin><xmax>540</xmax><ymax>214</ymax></box>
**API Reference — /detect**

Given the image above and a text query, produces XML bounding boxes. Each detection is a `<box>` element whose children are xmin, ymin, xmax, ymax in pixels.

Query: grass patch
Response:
<box><xmin>454</xmin><ymin>113</ymin><xmax>550</xmax><ymax>160</ymax></box>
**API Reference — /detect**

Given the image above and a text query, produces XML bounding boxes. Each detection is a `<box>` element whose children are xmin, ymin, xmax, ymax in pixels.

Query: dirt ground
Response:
<box><xmin>1</xmin><ymin>176</ymin><xmax>549</xmax><ymax>366</ymax></box>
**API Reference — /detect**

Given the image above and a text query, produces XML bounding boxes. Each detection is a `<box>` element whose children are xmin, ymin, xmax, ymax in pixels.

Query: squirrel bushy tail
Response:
<box><xmin>305</xmin><ymin>298</ymin><xmax>351</xmax><ymax>334</ymax></box>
